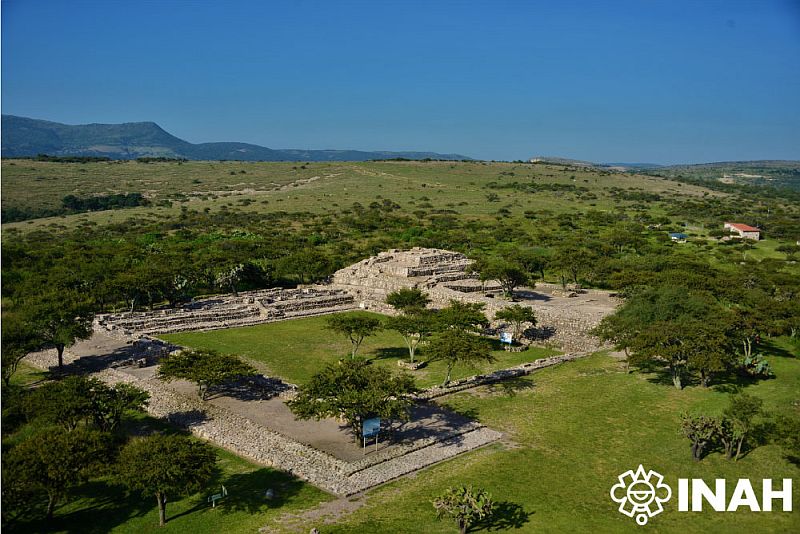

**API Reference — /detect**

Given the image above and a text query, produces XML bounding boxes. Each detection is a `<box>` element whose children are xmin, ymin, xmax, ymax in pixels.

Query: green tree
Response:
<box><xmin>426</xmin><ymin>330</ymin><xmax>494</xmax><ymax>386</ymax></box>
<box><xmin>117</xmin><ymin>434</ymin><xmax>217</xmax><ymax>527</ymax></box>
<box><xmin>288</xmin><ymin>358</ymin><xmax>416</xmax><ymax>436</ymax></box>
<box><xmin>27</xmin><ymin>289</ymin><xmax>94</xmax><ymax>370</ymax></box>
<box><xmin>88</xmin><ymin>382</ymin><xmax>150</xmax><ymax>433</ymax></box>
<box><xmin>385</xmin><ymin>287</ymin><xmax>431</xmax><ymax>313</ymax></box>
<box><xmin>680</xmin><ymin>414</ymin><xmax>718</xmax><ymax>461</ymax></box>
<box><xmin>437</xmin><ymin>301</ymin><xmax>489</xmax><ymax>333</ymax></box>
<box><xmin>157</xmin><ymin>349</ymin><xmax>257</xmax><ymax>399</ymax></box>
<box><xmin>26</xmin><ymin>376</ymin><xmax>94</xmax><ymax>431</ymax></box>
<box><xmin>721</xmin><ymin>392</ymin><xmax>764</xmax><ymax>461</ymax></box>
<box><xmin>385</xmin><ymin>310</ymin><xmax>437</xmax><ymax>363</ymax></box>
<box><xmin>494</xmin><ymin>305</ymin><xmax>537</xmax><ymax>342</ymax></box>
<box><xmin>325</xmin><ymin>314</ymin><xmax>383</xmax><ymax>358</ymax></box>
<box><xmin>595</xmin><ymin>287</ymin><xmax>724</xmax><ymax>389</ymax></box>
<box><xmin>1</xmin><ymin>309</ymin><xmax>40</xmax><ymax>385</ymax></box>
<box><xmin>550</xmin><ymin>245</ymin><xmax>594</xmax><ymax>291</ymax></box>
<box><xmin>3</xmin><ymin>427</ymin><xmax>112</xmax><ymax>521</ymax></box>
<box><xmin>433</xmin><ymin>485</ymin><xmax>494</xmax><ymax>534</ymax></box>
<box><xmin>476</xmin><ymin>259</ymin><xmax>529</xmax><ymax>299</ymax></box>
<box><xmin>214</xmin><ymin>263</ymin><xmax>245</xmax><ymax>296</ymax></box>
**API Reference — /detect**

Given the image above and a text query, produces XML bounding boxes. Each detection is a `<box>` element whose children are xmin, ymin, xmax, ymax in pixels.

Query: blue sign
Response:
<box><xmin>362</xmin><ymin>417</ymin><xmax>381</xmax><ymax>438</ymax></box>
<box><xmin>500</xmin><ymin>332</ymin><xmax>513</xmax><ymax>344</ymax></box>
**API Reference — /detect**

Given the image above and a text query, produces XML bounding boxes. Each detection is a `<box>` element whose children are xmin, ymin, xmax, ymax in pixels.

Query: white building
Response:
<box><xmin>724</xmin><ymin>222</ymin><xmax>761</xmax><ymax>240</ymax></box>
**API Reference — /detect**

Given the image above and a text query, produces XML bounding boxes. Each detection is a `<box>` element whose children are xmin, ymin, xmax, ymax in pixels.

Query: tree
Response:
<box><xmin>680</xmin><ymin>414</ymin><xmax>718</xmax><ymax>461</ymax></box>
<box><xmin>550</xmin><ymin>244</ymin><xmax>595</xmax><ymax>291</ymax></box>
<box><xmin>722</xmin><ymin>392</ymin><xmax>764</xmax><ymax>461</ymax></box>
<box><xmin>89</xmin><ymin>382</ymin><xmax>150</xmax><ymax>433</ymax></box>
<box><xmin>214</xmin><ymin>263</ymin><xmax>245</xmax><ymax>296</ymax></box>
<box><xmin>3</xmin><ymin>427</ymin><xmax>111</xmax><ymax>521</ymax></box>
<box><xmin>325</xmin><ymin>314</ymin><xmax>382</xmax><ymax>358</ymax></box>
<box><xmin>426</xmin><ymin>330</ymin><xmax>494</xmax><ymax>386</ymax></box>
<box><xmin>595</xmin><ymin>287</ymin><xmax>725</xmax><ymax>389</ymax></box>
<box><xmin>157</xmin><ymin>349</ymin><xmax>257</xmax><ymax>399</ymax></box>
<box><xmin>433</xmin><ymin>485</ymin><xmax>494</xmax><ymax>534</ymax></box>
<box><xmin>385</xmin><ymin>287</ymin><xmax>431</xmax><ymax>314</ymax></box>
<box><xmin>437</xmin><ymin>301</ymin><xmax>489</xmax><ymax>333</ymax></box>
<box><xmin>24</xmin><ymin>376</ymin><xmax>148</xmax><ymax>433</ymax></box>
<box><xmin>506</xmin><ymin>246</ymin><xmax>548</xmax><ymax>282</ymax></box>
<box><xmin>1</xmin><ymin>309</ymin><xmax>40</xmax><ymax>385</ymax></box>
<box><xmin>26</xmin><ymin>376</ymin><xmax>94</xmax><ymax>431</ymax></box>
<box><xmin>494</xmin><ymin>305</ymin><xmax>537</xmax><ymax>342</ymax></box>
<box><xmin>117</xmin><ymin>434</ymin><xmax>217</xmax><ymax>527</ymax></box>
<box><xmin>276</xmin><ymin>248</ymin><xmax>332</xmax><ymax>285</ymax></box>
<box><xmin>476</xmin><ymin>259</ymin><xmax>529</xmax><ymax>299</ymax></box>
<box><xmin>682</xmin><ymin>317</ymin><xmax>735</xmax><ymax>387</ymax></box>
<box><xmin>27</xmin><ymin>289</ymin><xmax>94</xmax><ymax>370</ymax></box>
<box><xmin>385</xmin><ymin>310</ymin><xmax>437</xmax><ymax>363</ymax></box>
<box><xmin>288</xmin><ymin>358</ymin><xmax>416</xmax><ymax>436</ymax></box>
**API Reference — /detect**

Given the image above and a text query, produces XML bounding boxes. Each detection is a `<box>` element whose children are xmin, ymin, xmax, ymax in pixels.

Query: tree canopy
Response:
<box><xmin>288</xmin><ymin>358</ymin><xmax>416</xmax><ymax>436</ymax></box>
<box><xmin>494</xmin><ymin>305</ymin><xmax>537</xmax><ymax>342</ymax></box>
<box><xmin>384</xmin><ymin>310</ymin><xmax>438</xmax><ymax>363</ymax></box>
<box><xmin>437</xmin><ymin>301</ymin><xmax>489</xmax><ymax>333</ymax></box>
<box><xmin>385</xmin><ymin>287</ymin><xmax>431</xmax><ymax>313</ymax></box>
<box><xmin>116</xmin><ymin>434</ymin><xmax>217</xmax><ymax>527</ymax></box>
<box><xmin>426</xmin><ymin>329</ymin><xmax>494</xmax><ymax>385</ymax></box>
<box><xmin>324</xmin><ymin>314</ymin><xmax>383</xmax><ymax>358</ymax></box>
<box><xmin>157</xmin><ymin>349</ymin><xmax>257</xmax><ymax>399</ymax></box>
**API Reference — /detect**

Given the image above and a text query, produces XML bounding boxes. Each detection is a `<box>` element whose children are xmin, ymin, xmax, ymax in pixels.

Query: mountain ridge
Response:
<box><xmin>0</xmin><ymin>115</ymin><xmax>470</xmax><ymax>162</ymax></box>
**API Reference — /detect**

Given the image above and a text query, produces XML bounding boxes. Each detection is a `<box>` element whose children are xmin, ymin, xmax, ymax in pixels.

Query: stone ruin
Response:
<box><xmin>97</xmin><ymin>287</ymin><xmax>356</xmax><ymax>336</ymax></box>
<box><xmin>331</xmin><ymin>247</ymin><xmax>617</xmax><ymax>353</ymax></box>
<box><xmin>97</xmin><ymin>247</ymin><xmax>615</xmax><ymax>354</ymax></box>
<box><xmin>330</xmin><ymin>247</ymin><xmax>501</xmax><ymax>313</ymax></box>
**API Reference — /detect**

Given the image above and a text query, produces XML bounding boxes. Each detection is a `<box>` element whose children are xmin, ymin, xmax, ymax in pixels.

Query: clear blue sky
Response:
<box><xmin>3</xmin><ymin>0</ymin><xmax>799</xmax><ymax>163</ymax></box>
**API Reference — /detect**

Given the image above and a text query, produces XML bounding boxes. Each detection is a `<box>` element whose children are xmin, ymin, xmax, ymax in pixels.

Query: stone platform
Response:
<box><xmin>97</xmin><ymin>287</ymin><xmax>357</xmax><ymax>336</ymax></box>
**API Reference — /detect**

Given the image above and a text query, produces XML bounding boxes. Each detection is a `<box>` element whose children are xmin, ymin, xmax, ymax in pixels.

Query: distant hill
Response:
<box><xmin>529</xmin><ymin>156</ymin><xmax>662</xmax><ymax>169</ymax></box>
<box><xmin>0</xmin><ymin>115</ymin><xmax>470</xmax><ymax>162</ymax></box>
<box><xmin>529</xmin><ymin>156</ymin><xmax>597</xmax><ymax>167</ymax></box>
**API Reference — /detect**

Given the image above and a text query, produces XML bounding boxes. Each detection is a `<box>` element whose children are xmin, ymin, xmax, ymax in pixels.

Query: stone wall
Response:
<box><xmin>97</xmin><ymin>287</ymin><xmax>356</xmax><ymax>336</ymax></box>
<box><xmin>415</xmin><ymin>352</ymin><xmax>588</xmax><ymax>400</ymax></box>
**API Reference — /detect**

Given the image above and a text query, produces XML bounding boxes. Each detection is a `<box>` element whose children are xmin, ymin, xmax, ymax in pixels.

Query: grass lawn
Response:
<box><xmin>263</xmin><ymin>338</ymin><xmax>800</xmax><ymax>533</ymax></box>
<box><xmin>160</xmin><ymin>312</ymin><xmax>559</xmax><ymax>389</ymax></box>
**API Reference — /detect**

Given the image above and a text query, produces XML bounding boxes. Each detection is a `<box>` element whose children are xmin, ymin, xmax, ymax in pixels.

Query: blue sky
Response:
<box><xmin>2</xmin><ymin>0</ymin><xmax>799</xmax><ymax>163</ymax></box>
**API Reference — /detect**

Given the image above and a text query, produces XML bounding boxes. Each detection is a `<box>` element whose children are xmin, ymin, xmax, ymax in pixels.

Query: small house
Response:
<box><xmin>669</xmin><ymin>232</ymin><xmax>688</xmax><ymax>243</ymax></box>
<box><xmin>724</xmin><ymin>222</ymin><xmax>761</xmax><ymax>240</ymax></box>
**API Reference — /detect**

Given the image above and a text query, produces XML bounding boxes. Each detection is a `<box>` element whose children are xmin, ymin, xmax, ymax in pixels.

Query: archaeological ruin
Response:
<box><xmin>32</xmin><ymin>247</ymin><xmax>619</xmax><ymax>496</ymax></box>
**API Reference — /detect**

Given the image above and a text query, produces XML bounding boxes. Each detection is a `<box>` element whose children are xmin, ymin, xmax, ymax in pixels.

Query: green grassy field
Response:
<box><xmin>1</xmin><ymin>160</ymin><xmax>722</xmax><ymax>231</ymax></box>
<box><xmin>278</xmin><ymin>339</ymin><xmax>799</xmax><ymax>534</ymax></box>
<box><xmin>161</xmin><ymin>312</ymin><xmax>559</xmax><ymax>389</ymax></box>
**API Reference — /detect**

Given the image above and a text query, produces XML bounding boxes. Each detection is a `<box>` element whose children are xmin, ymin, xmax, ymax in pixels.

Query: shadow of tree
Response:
<box><xmin>473</xmin><ymin>501</ymin><xmax>532</xmax><ymax>532</ymax></box>
<box><xmin>165</xmin><ymin>409</ymin><xmax>208</xmax><ymax>428</ymax></box>
<box><xmin>3</xmin><ymin>480</ymin><xmax>155</xmax><ymax>534</ymax></box>
<box><xmin>370</xmin><ymin>347</ymin><xmax>408</xmax><ymax>362</ymax></box>
<box><xmin>214</xmin><ymin>469</ymin><xmax>306</xmax><ymax>515</ymax></box>
<box><xmin>482</xmin><ymin>377</ymin><xmax>535</xmax><ymax>398</ymax></box>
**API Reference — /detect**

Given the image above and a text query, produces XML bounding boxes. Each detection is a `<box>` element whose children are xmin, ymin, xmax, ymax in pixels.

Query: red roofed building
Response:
<box><xmin>724</xmin><ymin>222</ymin><xmax>761</xmax><ymax>240</ymax></box>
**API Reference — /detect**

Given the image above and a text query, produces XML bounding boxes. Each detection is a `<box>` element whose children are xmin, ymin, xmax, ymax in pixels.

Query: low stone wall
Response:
<box><xmin>416</xmin><ymin>352</ymin><xmax>588</xmax><ymax>400</ymax></box>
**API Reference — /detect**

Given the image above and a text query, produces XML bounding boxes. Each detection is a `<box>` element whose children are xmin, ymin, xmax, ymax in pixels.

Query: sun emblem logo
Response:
<box><xmin>610</xmin><ymin>465</ymin><xmax>672</xmax><ymax>525</ymax></box>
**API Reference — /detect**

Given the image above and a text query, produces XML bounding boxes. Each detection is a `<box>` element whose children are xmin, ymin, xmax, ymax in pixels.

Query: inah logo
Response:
<box><xmin>610</xmin><ymin>465</ymin><xmax>672</xmax><ymax>525</ymax></box>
